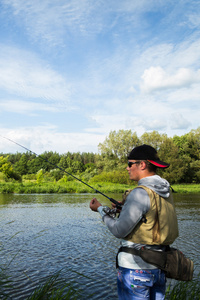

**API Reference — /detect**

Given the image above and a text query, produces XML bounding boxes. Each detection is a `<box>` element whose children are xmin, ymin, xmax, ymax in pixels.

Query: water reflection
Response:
<box><xmin>0</xmin><ymin>193</ymin><xmax>199</xmax><ymax>299</ymax></box>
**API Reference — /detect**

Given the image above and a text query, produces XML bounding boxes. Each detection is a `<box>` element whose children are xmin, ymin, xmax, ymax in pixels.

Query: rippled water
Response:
<box><xmin>0</xmin><ymin>193</ymin><xmax>199</xmax><ymax>299</ymax></box>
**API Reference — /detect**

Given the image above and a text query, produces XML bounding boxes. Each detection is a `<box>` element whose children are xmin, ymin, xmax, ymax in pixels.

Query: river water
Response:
<box><xmin>0</xmin><ymin>193</ymin><xmax>199</xmax><ymax>299</ymax></box>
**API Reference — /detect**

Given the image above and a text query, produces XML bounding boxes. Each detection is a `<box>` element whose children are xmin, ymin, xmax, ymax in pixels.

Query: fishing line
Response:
<box><xmin>0</xmin><ymin>135</ymin><xmax>122</xmax><ymax>209</ymax></box>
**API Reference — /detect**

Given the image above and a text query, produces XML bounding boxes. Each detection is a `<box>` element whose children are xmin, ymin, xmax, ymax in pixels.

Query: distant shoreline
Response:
<box><xmin>0</xmin><ymin>182</ymin><xmax>199</xmax><ymax>194</ymax></box>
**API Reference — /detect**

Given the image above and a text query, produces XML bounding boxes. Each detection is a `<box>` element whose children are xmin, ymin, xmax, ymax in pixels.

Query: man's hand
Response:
<box><xmin>111</xmin><ymin>201</ymin><xmax>123</xmax><ymax>213</ymax></box>
<box><xmin>90</xmin><ymin>198</ymin><xmax>102</xmax><ymax>211</ymax></box>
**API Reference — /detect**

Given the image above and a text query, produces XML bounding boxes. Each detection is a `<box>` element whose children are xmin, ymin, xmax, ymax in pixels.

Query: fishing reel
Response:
<box><xmin>102</xmin><ymin>206</ymin><xmax>118</xmax><ymax>218</ymax></box>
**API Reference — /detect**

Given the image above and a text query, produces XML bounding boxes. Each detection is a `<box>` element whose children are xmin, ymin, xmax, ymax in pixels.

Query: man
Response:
<box><xmin>90</xmin><ymin>144</ymin><xmax>178</xmax><ymax>300</ymax></box>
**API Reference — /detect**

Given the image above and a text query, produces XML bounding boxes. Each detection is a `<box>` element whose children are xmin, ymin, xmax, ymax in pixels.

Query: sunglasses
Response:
<box><xmin>128</xmin><ymin>161</ymin><xmax>140</xmax><ymax>168</ymax></box>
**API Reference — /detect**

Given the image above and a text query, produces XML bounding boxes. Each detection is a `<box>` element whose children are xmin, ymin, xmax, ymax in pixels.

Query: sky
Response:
<box><xmin>0</xmin><ymin>0</ymin><xmax>199</xmax><ymax>154</ymax></box>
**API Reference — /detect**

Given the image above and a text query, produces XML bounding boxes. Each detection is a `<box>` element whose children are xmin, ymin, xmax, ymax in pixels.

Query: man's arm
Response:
<box><xmin>94</xmin><ymin>188</ymin><xmax>150</xmax><ymax>239</ymax></box>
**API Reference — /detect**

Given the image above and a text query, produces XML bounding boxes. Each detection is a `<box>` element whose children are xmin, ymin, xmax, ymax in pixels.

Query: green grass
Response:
<box><xmin>0</xmin><ymin>181</ymin><xmax>200</xmax><ymax>194</ymax></box>
<box><xmin>165</xmin><ymin>275</ymin><xmax>200</xmax><ymax>300</ymax></box>
<box><xmin>25</xmin><ymin>272</ymin><xmax>200</xmax><ymax>300</ymax></box>
<box><xmin>27</xmin><ymin>273</ymin><xmax>82</xmax><ymax>300</ymax></box>
<box><xmin>172</xmin><ymin>183</ymin><xmax>200</xmax><ymax>194</ymax></box>
<box><xmin>0</xmin><ymin>270</ymin><xmax>91</xmax><ymax>300</ymax></box>
<box><xmin>1</xmin><ymin>271</ymin><xmax>199</xmax><ymax>300</ymax></box>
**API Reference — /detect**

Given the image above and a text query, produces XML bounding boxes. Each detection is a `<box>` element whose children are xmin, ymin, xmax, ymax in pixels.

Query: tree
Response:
<box><xmin>13</xmin><ymin>154</ymin><xmax>28</xmax><ymax>175</ymax></box>
<box><xmin>58</xmin><ymin>153</ymin><xmax>73</xmax><ymax>170</ymax></box>
<box><xmin>140</xmin><ymin>131</ymin><xmax>168</xmax><ymax>150</ymax></box>
<box><xmin>173</xmin><ymin>128</ymin><xmax>200</xmax><ymax>182</ymax></box>
<box><xmin>98</xmin><ymin>130</ymin><xmax>140</xmax><ymax>161</ymax></box>
<box><xmin>27</xmin><ymin>156</ymin><xmax>43</xmax><ymax>174</ymax></box>
<box><xmin>173</xmin><ymin>128</ymin><xmax>200</xmax><ymax>159</ymax></box>
<box><xmin>40</xmin><ymin>151</ymin><xmax>60</xmax><ymax>171</ymax></box>
<box><xmin>158</xmin><ymin>138</ymin><xmax>185</xmax><ymax>183</ymax></box>
<box><xmin>0</xmin><ymin>155</ymin><xmax>21</xmax><ymax>181</ymax></box>
<box><xmin>0</xmin><ymin>156</ymin><xmax>13</xmax><ymax>177</ymax></box>
<box><xmin>81</xmin><ymin>152</ymin><xmax>96</xmax><ymax>164</ymax></box>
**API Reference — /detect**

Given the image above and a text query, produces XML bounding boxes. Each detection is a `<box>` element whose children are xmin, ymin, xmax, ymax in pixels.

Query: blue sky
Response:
<box><xmin>0</xmin><ymin>0</ymin><xmax>199</xmax><ymax>154</ymax></box>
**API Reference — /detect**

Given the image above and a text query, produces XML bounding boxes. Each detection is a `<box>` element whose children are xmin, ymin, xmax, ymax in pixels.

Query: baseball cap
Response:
<box><xmin>128</xmin><ymin>144</ymin><xmax>170</xmax><ymax>168</ymax></box>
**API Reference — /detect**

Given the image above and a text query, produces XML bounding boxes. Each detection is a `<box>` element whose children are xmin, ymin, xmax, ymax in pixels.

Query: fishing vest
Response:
<box><xmin>124</xmin><ymin>185</ymin><xmax>179</xmax><ymax>245</ymax></box>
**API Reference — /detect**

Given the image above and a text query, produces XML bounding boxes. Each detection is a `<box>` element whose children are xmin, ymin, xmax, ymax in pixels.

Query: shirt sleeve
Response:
<box><xmin>101</xmin><ymin>187</ymin><xmax>150</xmax><ymax>238</ymax></box>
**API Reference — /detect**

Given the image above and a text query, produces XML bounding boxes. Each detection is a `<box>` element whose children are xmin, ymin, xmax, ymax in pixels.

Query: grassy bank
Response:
<box><xmin>0</xmin><ymin>181</ymin><xmax>200</xmax><ymax>194</ymax></box>
<box><xmin>170</xmin><ymin>183</ymin><xmax>200</xmax><ymax>193</ymax></box>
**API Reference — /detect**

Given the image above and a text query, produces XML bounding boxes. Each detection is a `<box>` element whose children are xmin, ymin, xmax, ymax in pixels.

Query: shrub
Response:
<box><xmin>89</xmin><ymin>170</ymin><xmax>132</xmax><ymax>184</ymax></box>
<box><xmin>0</xmin><ymin>183</ymin><xmax>15</xmax><ymax>193</ymax></box>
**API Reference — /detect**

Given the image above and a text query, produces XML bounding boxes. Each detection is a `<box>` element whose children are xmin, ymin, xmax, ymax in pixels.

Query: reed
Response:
<box><xmin>27</xmin><ymin>273</ymin><xmax>82</xmax><ymax>300</ymax></box>
<box><xmin>165</xmin><ymin>274</ymin><xmax>200</xmax><ymax>300</ymax></box>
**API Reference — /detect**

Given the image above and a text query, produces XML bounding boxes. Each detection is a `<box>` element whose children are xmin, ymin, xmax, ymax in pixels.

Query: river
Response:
<box><xmin>0</xmin><ymin>193</ymin><xmax>199</xmax><ymax>299</ymax></box>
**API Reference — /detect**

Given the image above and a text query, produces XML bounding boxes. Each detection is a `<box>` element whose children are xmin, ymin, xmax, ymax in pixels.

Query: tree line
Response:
<box><xmin>0</xmin><ymin>127</ymin><xmax>199</xmax><ymax>184</ymax></box>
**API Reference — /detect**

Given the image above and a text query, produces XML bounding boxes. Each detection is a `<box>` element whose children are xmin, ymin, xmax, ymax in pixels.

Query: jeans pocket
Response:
<box><xmin>130</xmin><ymin>271</ymin><xmax>154</xmax><ymax>287</ymax></box>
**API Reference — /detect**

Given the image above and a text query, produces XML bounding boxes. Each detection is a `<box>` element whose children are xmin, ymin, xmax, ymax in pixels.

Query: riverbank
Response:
<box><xmin>0</xmin><ymin>181</ymin><xmax>199</xmax><ymax>194</ymax></box>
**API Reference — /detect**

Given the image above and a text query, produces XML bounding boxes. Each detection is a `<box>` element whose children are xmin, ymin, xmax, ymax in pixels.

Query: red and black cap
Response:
<box><xmin>128</xmin><ymin>144</ymin><xmax>170</xmax><ymax>168</ymax></box>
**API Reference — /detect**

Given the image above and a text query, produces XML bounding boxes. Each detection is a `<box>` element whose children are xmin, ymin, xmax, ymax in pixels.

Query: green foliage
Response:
<box><xmin>81</xmin><ymin>167</ymin><xmax>98</xmax><ymax>182</ymax></box>
<box><xmin>0</xmin><ymin>172</ymin><xmax>8</xmax><ymax>182</ymax></box>
<box><xmin>98</xmin><ymin>128</ymin><xmax>200</xmax><ymax>184</ymax></box>
<box><xmin>90</xmin><ymin>170</ymin><xmax>133</xmax><ymax>184</ymax></box>
<box><xmin>1</xmin><ymin>127</ymin><xmax>200</xmax><ymax>185</ymax></box>
<box><xmin>49</xmin><ymin>169</ymin><xmax>63</xmax><ymax>181</ymax></box>
<box><xmin>0</xmin><ymin>183</ymin><xmax>15</xmax><ymax>193</ymax></box>
<box><xmin>173</xmin><ymin>128</ymin><xmax>200</xmax><ymax>183</ymax></box>
<box><xmin>157</xmin><ymin>138</ymin><xmax>185</xmax><ymax>184</ymax></box>
<box><xmin>23</xmin><ymin>174</ymin><xmax>37</xmax><ymax>181</ymax></box>
<box><xmin>98</xmin><ymin>129</ymin><xmax>140</xmax><ymax>161</ymax></box>
<box><xmin>0</xmin><ymin>156</ymin><xmax>21</xmax><ymax>181</ymax></box>
<box><xmin>13</xmin><ymin>153</ymin><xmax>28</xmax><ymax>175</ymax></box>
<box><xmin>36</xmin><ymin>169</ymin><xmax>44</xmax><ymax>184</ymax></box>
<box><xmin>27</xmin><ymin>273</ymin><xmax>83</xmax><ymax>300</ymax></box>
<box><xmin>27</xmin><ymin>156</ymin><xmax>45</xmax><ymax>174</ymax></box>
<box><xmin>165</xmin><ymin>274</ymin><xmax>200</xmax><ymax>300</ymax></box>
<box><xmin>140</xmin><ymin>131</ymin><xmax>168</xmax><ymax>150</ymax></box>
<box><xmin>170</xmin><ymin>184</ymin><xmax>200</xmax><ymax>193</ymax></box>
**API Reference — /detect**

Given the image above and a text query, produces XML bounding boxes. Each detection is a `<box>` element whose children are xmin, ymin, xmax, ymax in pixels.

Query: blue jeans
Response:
<box><xmin>117</xmin><ymin>267</ymin><xmax>166</xmax><ymax>300</ymax></box>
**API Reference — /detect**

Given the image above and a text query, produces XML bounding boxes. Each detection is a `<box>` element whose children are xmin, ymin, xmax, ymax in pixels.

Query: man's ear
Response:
<box><xmin>140</xmin><ymin>160</ymin><xmax>147</xmax><ymax>170</ymax></box>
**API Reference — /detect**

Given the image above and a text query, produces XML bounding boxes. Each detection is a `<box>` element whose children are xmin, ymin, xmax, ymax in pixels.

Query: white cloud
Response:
<box><xmin>170</xmin><ymin>113</ymin><xmax>191</xmax><ymax>130</ymax></box>
<box><xmin>0</xmin><ymin>0</ymin><xmax>199</xmax><ymax>154</ymax></box>
<box><xmin>143</xmin><ymin>119</ymin><xmax>166</xmax><ymax>131</ymax></box>
<box><xmin>187</xmin><ymin>12</ymin><xmax>200</xmax><ymax>28</ymax></box>
<box><xmin>0</xmin><ymin>45</ymin><xmax>71</xmax><ymax>105</ymax></box>
<box><xmin>0</xmin><ymin>100</ymin><xmax>58</xmax><ymax>114</ymax></box>
<box><xmin>141</xmin><ymin>67</ymin><xmax>200</xmax><ymax>92</ymax></box>
<box><xmin>164</xmin><ymin>38</ymin><xmax>200</xmax><ymax>69</ymax></box>
<box><xmin>0</xmin><ymin>126</ymin><xmax>105</xmax><ymax>154</ymax></box>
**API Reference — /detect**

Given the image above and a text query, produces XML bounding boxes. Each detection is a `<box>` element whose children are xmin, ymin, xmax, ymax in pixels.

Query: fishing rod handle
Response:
<box><xmin>109</xmin><ymin>198</ymin><xmax>122</xmax><ymax>209</ymax></box>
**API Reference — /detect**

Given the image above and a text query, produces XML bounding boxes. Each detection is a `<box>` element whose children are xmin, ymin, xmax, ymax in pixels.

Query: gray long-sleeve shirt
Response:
<box><xmin>97</xmin><ymin>175</ymin><xmax>171</xmax><ymax>269</ymax></box>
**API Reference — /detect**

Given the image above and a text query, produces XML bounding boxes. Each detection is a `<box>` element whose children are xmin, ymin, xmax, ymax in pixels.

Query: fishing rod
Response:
<box><xmin>0</xmin><ymin>135</ymin><xmax>122</xmax><ymax>209</ymax></box>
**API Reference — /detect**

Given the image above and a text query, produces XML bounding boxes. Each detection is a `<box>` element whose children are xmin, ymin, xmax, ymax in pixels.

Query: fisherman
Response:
<box><xmin>90</xmin><ymin>144</ymin><xmax>179</xmax><ymax>300</ymax></box>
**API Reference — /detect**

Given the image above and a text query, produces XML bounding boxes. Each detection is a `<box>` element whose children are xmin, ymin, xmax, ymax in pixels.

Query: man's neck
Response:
<box><xmin>138</xmin><ymin>172</ymin><xmax>156</xmax><ymax>181</ymax></box>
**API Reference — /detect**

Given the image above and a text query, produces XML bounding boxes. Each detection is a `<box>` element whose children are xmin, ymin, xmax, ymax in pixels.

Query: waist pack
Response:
<box><xmin>117</xmin><ymin>246</ymin><xmax>194</xmax><ymax>281</ymax></box>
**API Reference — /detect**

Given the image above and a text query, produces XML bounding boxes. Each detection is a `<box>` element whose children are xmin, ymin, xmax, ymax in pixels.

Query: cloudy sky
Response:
<box><xmin>0</xmin><ymin>0</ymin><xmax>199</xmax><ymax>154</ymax></box>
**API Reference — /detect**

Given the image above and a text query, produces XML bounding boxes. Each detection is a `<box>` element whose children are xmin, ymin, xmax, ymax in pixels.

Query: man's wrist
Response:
<box><xmin>97</xmin><ymin>205</ymin><xmax>107</xmax><ymax>217</ymax></box>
